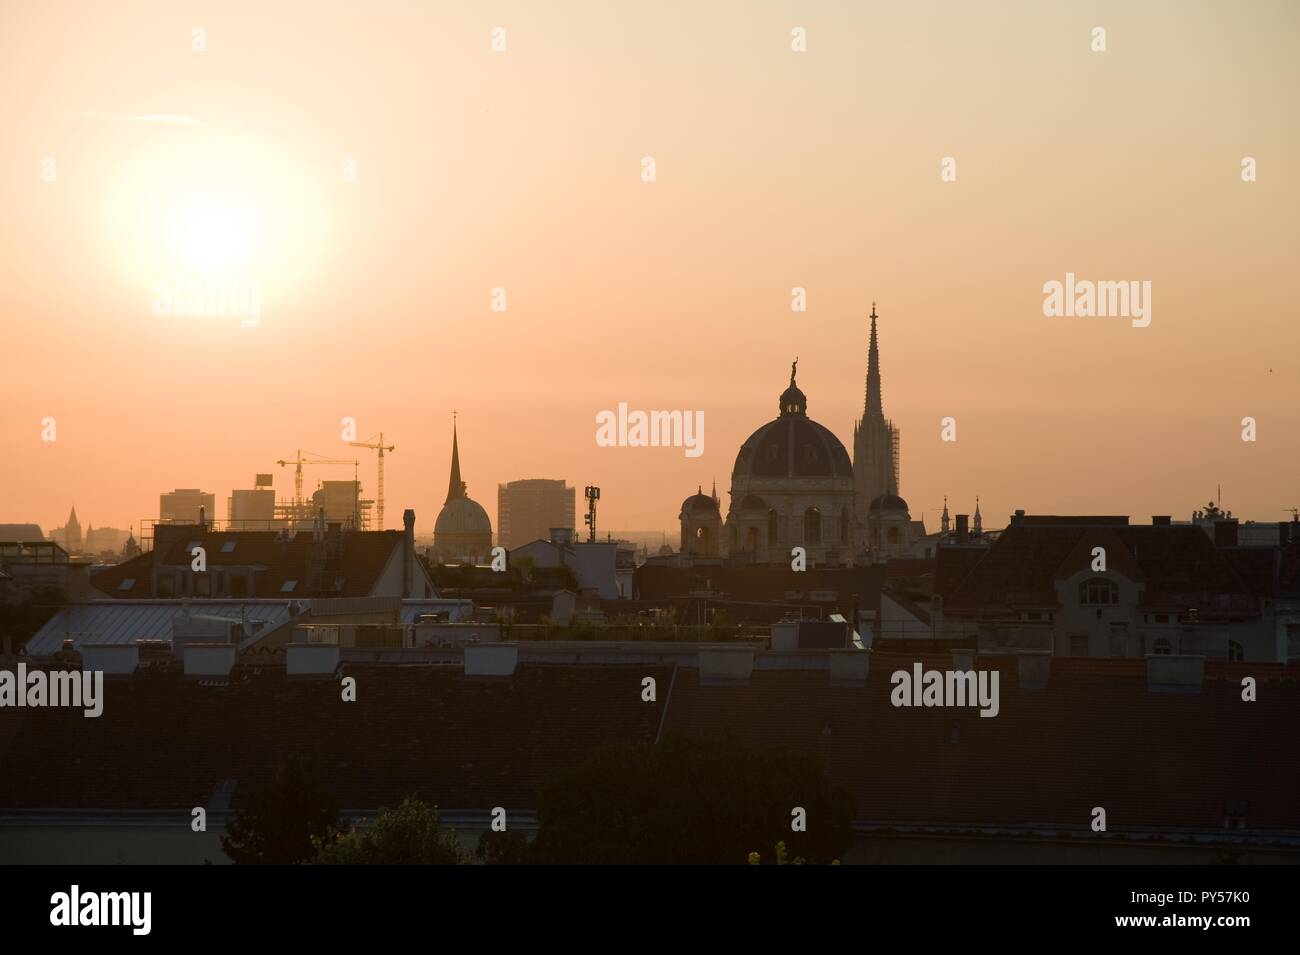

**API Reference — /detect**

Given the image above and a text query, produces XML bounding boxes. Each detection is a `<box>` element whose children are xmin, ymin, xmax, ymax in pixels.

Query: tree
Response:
<box><xmin>529</xmin><ymin>735</ymin><xmax>853</xmax><ymax>864</ymax></box>
<box><xmin>220</xmin><ymin>756</ymin><xmax>338</xmax><ymax>864</ymax></box>
<box><xmin>311</xmin><ymin>797</ymin><xmax>469</xmax><ymax>864</ymax></box>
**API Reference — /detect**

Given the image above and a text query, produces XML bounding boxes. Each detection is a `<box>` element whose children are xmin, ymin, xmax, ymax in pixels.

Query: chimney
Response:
<box><xmin>183</xmin><ymin>643</ymin><xmax>236</xmax><ymax>678</ymax></box>
<box><xmin>1152</xmin><ymin>515</ymin><xmax>1171</xmax><ymax>526</ymax></box>
<box><xmin>1013</xmin><ymin>509</ymin><xmax>1025</xmax><ymax>520</ymax></box>
<box><xmin>403</xmin><ymin>509</ymin><xmax>416</xmax><ymax>599</ymax></box>
<box><xmin>198</xmin><ymin>505</ymin><xmax>206</xmax><ymax>529</ymax></box>
<box><xmin>955</xmin><ymin>514</ymin><xmax>969</xmax><ymax>542</ymax></box>
<box><xmin>464</xmin><ymin>643</ymin><xmax>518</xmax><ymax>677</ymax></box>
<box><xmin>1214</xmin><ymin>520</ymin><xmax>1239</xmax><ymax>548</ymax></box>
<box><xmin>698</xmin><ymin>645</ymin><xmax>755</xmax><ymax>685</ymax></box>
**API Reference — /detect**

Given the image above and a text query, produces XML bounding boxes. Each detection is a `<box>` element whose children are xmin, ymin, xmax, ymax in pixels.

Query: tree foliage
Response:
<box><xmin>220</xmin><ymin>756</ymin><xmax>338</xmax><ymax>865</ymax></box>
<box><xmin>311</xmin><ymin>797</ymin><xmax>469</xmax><ymax>865</ymax></box>
<box><xmin>528</xmin><ymin>735</ymin><xmax>853</xmax><ymax>864</ymax></box>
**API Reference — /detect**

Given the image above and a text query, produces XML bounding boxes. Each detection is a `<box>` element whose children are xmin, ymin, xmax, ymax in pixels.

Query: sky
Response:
<box><xmin>1</xmin><ymin>0</ymin><xmax>1297</xmax><ymax>539</ymax></box>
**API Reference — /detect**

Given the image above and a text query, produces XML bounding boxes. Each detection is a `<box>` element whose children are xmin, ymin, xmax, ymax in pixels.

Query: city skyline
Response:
<box><xmin>3</xmin><ymin>1</ymin><xmax>1298</xmax><ymax>535</ymax></box>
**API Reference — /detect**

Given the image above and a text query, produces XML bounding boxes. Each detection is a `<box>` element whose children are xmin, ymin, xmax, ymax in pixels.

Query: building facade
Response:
<box><xmin>497</xmin><ymin>478</ymin><xmax>576</xmax><ymax>549</ymax></box>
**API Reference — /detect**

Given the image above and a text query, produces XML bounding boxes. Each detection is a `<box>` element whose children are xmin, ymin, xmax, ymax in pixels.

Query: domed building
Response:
<box><xmin>723</xmin><ymin>360</ymin><xmax>856</xmax><ymax>565</ymax></box>
<box><xmin>679</xmin><ymin>484</ymin><xmax>723</xmax><ymax>557</ymax></box>
<box><xmin>432</xmin><ymin>418</ymin><xmax>493</xmax><ymax>565</ymax></box>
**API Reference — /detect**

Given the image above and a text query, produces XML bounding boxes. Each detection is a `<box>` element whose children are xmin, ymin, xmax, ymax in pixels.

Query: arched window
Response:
<box><xmin>746</xmin><ymin>527</ymin><xmax>759</xmax><ymax>552</ymax></box>
<box><xmin>840</xmin><ymin>508</ymin><xmax>850</xmax><ymax>543</ymax></box>
<box><xmin>804</xmin><ymin>507</ymin><xmax>821</xmax><ymax>544</ymax></box>
<box><xmin>1228</xmin><ymin>640</ymin><xmax>1245</xmax><ymax>662</ymax></box>
<box><xmin>1153</xmin><ymin>637</ymin><xmax>1173</xmax><ymax>655</ymax></box>
<box><xmin>887</xmin><ymin>526</ymin><xmax>899</xmax><ymax>545</ymax></box>
<box><xmin>1079</xmin><ymin>577</ymin><xmax>1118</xmax><ymax>605</ymax></box>
<box><xmin>767</xmin><ymin>508</ymin><xmax>779</xmax><ymax>545</ymax></box>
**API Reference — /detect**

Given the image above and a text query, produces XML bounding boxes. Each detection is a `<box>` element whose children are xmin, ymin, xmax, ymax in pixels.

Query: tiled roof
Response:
<box><xmin>662</xmin><ymin>654</ymin><xmax>1300</xmax><ymax>832</ymax></box>
<box><xmin>0</xmin><ymin>664</ymin><xmax>669</xmax><ymax>812</ymax></box>
<box><xmin>91</xmin><ymin>530</ymin><xmax>415</xmax><ymax>600</ymax></box>
<box><xmin>1</xmin><ymin>655</ymin><xmax>1295</xmax><ymax>838</ymax></box>
<box><xmin>942</xmin><ymin>521</ymin><xmax>1262</xmax><ymax>612</ymax></box>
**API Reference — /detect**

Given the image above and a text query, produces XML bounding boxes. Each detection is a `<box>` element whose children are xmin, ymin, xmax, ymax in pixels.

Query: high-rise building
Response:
<box><xmin>229</xmin><ymin>474</ymin><xmax>277</xmax><ymax>527</ymax></box>
<box><xmin>160</xmin><ymin>489</ymin><xmax>215</xmax><ymax>524</ymax></box>
<box><xmin>313</xmin><ymin>480</ymin><xmax>362</xmax><ymax>528</ymax></box>
<box><xmin>498</xmin><ymin>478</ymin><xmax>576</xmax><ymax>549</ymax></box>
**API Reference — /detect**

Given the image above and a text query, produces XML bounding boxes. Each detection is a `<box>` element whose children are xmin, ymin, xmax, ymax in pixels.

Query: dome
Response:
<box><xmin>435</xmin><ymin>496</ymin><xmax>492</xmax><ymax>536</ymax></box>
<box><xmin>869</xmin><ymin>493</ymin><xmax>909</xmax><ymax>513</ymax></box>
<box><xmin>733</xmin><ymin>362</ymin><xmax>853</xmax><ymax>480</ymax></box>
<box><xmin>733</xmin><ymin>417</ymin><xmax>852</xmax><ymax>480</ymax></box>
<box><xmin>738</xmin><ymin>493</ymin><xmax>766</xmax><ymax>511</ymax></box>
<box><xmin>681</xmin><ymin>490</ymin><xmax>719</xmax><ymax>514</ymax></box>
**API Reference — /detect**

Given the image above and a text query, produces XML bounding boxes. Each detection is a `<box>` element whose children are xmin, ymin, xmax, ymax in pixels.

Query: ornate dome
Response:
<box><xmin>681</xmin><ymin>488</ymin><xmax>719</xmax><ymax>513</ymax></box>
<box><xmin>435</xmin><ymin>496</ymin><xmax>492</xmax><ymax>536</ymax></box>
<box><xmin>734</xmin><ymin>364</ymin><xmax>852</xmax><ymax>481</ymax></box>
<box><xmin>869</xmin><ymin>493</ymin><xmax>909</xmax><ymax>513</ymax></box>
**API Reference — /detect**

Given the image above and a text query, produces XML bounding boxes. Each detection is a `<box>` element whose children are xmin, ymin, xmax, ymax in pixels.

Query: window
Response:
<box><xmin>1153</xmin><ymin>637</ymin><xmax>1173</xmax><ymax>655</ymax></box>
<box><xmin>840</xmin><ymin>508</ymin><xmax>850</xmax><ymax>543</ymax></box>
<box><xmin>1228</xmin><ymin>640</ymin><xmax>1245</xmax><ymax>662</ymax></box>
<box><xmin>1069</xmin><ymin>634</ymin><xmax>1089</xmax><ymax>657</ymax></box>
<box><xmin>1155</xmin><ymin>614</ymin><xmax>1169</xmax><ymax>624</ymax></box>
<box><xmin>1079</xmin><ymin>577</ymin><xmax>1118</xmax><ymax>605</ymax></box>
<box><xmin>280</xmin><ymin>579</ymin><xmax>298</xmax><ymax>593</ymax></box>
<box><xmin>118</xmin><ymin>578</ymin><xmax>135</xmax><ymax>591</ymax></box>
<box><xmin>231</xmin><ymin>575</ymin><xmax>247</xmax><ymax>598</ymax></box>
<box><xmin>887</xmin><ymin>527</ymin><xmax>899</xmax><ymax>544</ymax></box>
<box><xmin>221</xmin><ymin>541</ymin><xmax>237</xmax><ymax>553</ymax></box>
<box><xmin>767</xmin><ymin>509</ymin><xmax>779</xmax><ymax>544</ymax></box>
<box><xmin>801</xmin><ymin>444</ymin><xmax>818</xmax><ymax>463</ymax></box>
<box><xmin>803</xmin><ymin>507</ymin><xmax>821</xmax><ymax>545</ymax></box>
<box><xmin>746</xmin><ymin>527</ymin><xmax>759</xmax><ymax>552</ymax></box>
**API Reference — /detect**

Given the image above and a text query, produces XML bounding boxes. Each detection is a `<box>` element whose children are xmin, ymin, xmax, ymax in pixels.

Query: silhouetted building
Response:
<box><xmin>433</xmin><ymin>418</ymin><xmax>492</xmax><ymax>564</ymax></box>
<box><xmin>497</xmin><ymin>478</ymin><xmax>575</xmax><ymax>550</ymax></box>
<box><xmin>722</xmin><ymin>360</ymin><xmax>855</xmax><ymax>565</ymax></box>
<box><xmin>160</xmin><ymin>489</ymin><xmax>215</xmax><ymax>525</ymax></box>
<box><xmin>680</xmin><ymin>485</ymin><xmax>723</xmax><ymax>557</ymax></box>
<box><xmin>49</xmin><ymin>506</ymin><xmax>81</xmax><ymax>552</ymax></box>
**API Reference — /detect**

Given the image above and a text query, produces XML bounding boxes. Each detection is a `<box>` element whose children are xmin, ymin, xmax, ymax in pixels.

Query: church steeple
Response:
<box><xmin>865</xmin><ymin>303</ymin><xmax>882</xmax><ymax>417</ymax></box>
<box><xmin>941</xmin><ymin>496</ymin><xmax>950</xmax><ymax>534</ymax></box>
<box><xmin>973</xmin><ymin>496</ymin><xmax>982</xmax><ymax>536</ymax></box>
<box><xmin>445</xmin><ymin>414</ymin><xmax>465</xmax><ymax>504</ymax></box>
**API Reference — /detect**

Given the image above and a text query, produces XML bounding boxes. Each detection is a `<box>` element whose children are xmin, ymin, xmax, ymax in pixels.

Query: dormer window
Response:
<box><xmin>1079</xmin><ymin>577</ymin><xmax>1117</xmax><ymax>605</ymax></box>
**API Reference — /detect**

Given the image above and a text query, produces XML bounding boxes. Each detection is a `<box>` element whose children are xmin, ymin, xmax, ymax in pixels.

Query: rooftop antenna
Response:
<box><xmin>583</xmin><ymin>486</ymin><xmax>601</xmax><ymax>543</ymax></box>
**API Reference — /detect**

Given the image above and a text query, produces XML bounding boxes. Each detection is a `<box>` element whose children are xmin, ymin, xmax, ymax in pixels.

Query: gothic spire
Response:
<box><xmin>865</xmin><ymin>303</ymin><xmax>882</xmax><ymax>417</ymax></box>
<box><xmin>445</xmin><ymin>414</ymin><xmax>465</xmax><ymax>504</ymax></box>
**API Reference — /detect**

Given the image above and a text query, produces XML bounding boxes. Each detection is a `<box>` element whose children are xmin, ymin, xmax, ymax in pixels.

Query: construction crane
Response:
<box><xmin>276</xmin><ymin>450</ymin><xmax>359</xmax><ymax>508</ymax></box>
<box><xmin>349</xmin><ymin>433</ymin><xmax>395</xmax><ymax>530</ymax></box>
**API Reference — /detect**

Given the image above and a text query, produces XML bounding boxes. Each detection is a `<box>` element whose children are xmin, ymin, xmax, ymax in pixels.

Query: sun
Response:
<box><xmin>102</xmin><ymin>125</ymin><xmax>331</xmax><ymax>300</ymax></box>
<box><xmin>167</xmin><ymin>187</ymin><xmax>262</xmax><ymax>274</ymax></box>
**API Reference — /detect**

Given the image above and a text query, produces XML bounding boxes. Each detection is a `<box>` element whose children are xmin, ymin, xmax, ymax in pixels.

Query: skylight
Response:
<box><xmin>221</xmin><ymin>541</ymin><xmax>237</xmax><ymax>553</ymax></box>
<box><xmin>118</xmin><ymin>578</ymin><xmax>135</xmax><ymax>591</ymax></box>
<box><xmin>280</xmin><ymin>580</ymin><xmax>297</xmax><ymax>592</ymax></box>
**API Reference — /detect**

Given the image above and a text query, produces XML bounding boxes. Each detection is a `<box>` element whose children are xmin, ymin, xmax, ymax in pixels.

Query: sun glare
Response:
<box><xmin>102</xmin><ymin>126</ymin><xmax>331</xmax><ymax>303</ymax></box>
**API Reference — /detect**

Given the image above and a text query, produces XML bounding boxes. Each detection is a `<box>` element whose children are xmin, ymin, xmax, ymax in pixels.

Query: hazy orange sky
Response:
<box><xmin>2</xmin><ymin>0</ymin><xmax>1297</xmax><ymax>539</ymax></box>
